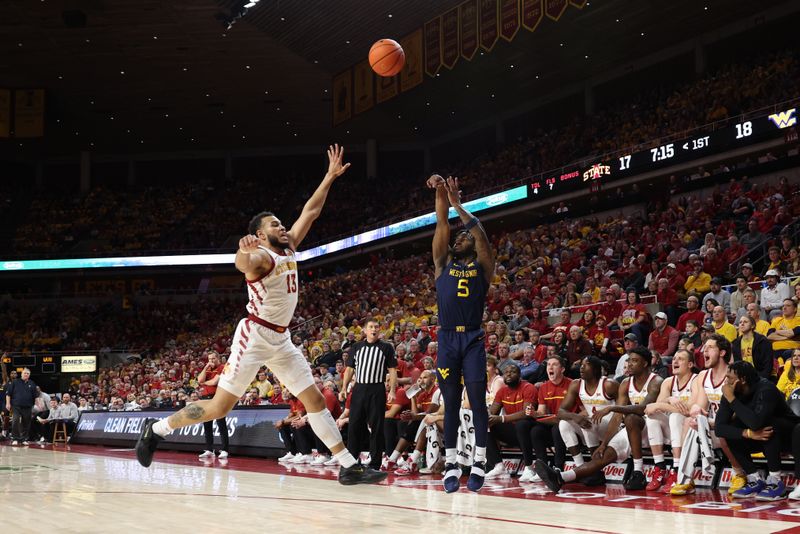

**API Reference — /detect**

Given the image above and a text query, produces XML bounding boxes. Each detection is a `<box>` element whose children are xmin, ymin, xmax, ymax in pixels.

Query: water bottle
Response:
<box><xmin>406</xmin><ymin>384</ymin><xmax>422</xmax><ymax>399</ymax></box>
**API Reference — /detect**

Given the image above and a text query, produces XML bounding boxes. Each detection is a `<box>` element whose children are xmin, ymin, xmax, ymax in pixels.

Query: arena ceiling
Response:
<box><xmin>0</xmin><ymin>0</ymin><xmax>795</xmax><ymax>159</ymax></box>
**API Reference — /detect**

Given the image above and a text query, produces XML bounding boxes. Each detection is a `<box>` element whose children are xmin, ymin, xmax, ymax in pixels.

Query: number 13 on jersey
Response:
<box><xmin>286</xmin><ymin>273</ymin><xmax>297</xmax><ymax>293</ymax></box>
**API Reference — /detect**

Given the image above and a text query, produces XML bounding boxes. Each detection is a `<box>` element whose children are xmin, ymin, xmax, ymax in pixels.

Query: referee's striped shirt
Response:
<box><xmin>347</xmin><ymin>340</ymin><xmax>397</xmax><ymax>384</ymax></box>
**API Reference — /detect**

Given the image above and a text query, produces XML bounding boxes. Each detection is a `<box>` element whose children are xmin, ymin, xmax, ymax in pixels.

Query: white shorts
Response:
<box><xmin>559</xmin><ymin>413</ymin><xmax>613</xmax><ymax>449</ymax></box>
<box><xmin>218</xmin><ymin>317</ymin><xmax>314</xmax><ymax>398</ymax></box>
<box><xmin>608</xmin><ymin>426</ymin><xmax>650</xmax><ymax>463</ymax></box>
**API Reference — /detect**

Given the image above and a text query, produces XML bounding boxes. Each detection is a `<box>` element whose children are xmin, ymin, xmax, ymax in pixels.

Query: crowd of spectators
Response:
<box><xmin>3</xmin><ymin>49</ymin><xmax>798</xmax><ymax>257</ymax></box>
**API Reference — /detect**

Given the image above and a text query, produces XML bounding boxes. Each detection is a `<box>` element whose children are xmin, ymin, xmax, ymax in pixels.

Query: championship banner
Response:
<box><xmin>14</xmin><ymin>89</ymin><xmax>45</xmax><ymax>138</ymax></box>
<box><xmin>479</xmin><ymin>0</ymin><xmax>499</xmax><ymax>52</ymax></box>
<box><xmin>522</xmin><ymin>0</ymin><xmax>544</xmax><ymax>31</ymax></box>
<box><xmin>441</xmin><ymin>7</ymin><xmax>460</xmax><ymax>69</ymax></box>
<box><xmin>424</xmin><ymin>17</ymin><xmax>442</xmax><ymax>77</ymax></box>
<box><xmin>353</xmin><ymin>60</ymin><xmax>374</xmax><ymax>115</ymax></box>
<box><xmin>459</xmin><ymin>0</ymin><xmax>479</xmax><ymax>61</ymax></box>
<box><xmin>500</xmin><ymin>0</ymin><xmax>520</xmax><ymax>42</ymax></box>
<box><xmin>71</xmin><ymin>407</ymin><xmax>290</xmax><ymax>456</ymax></box>
<box><xmin>376</xmin><ymin>74</ymin><xmax>398</xmax><ymax>103</ymax></box>
<box><xmin>332</xmin><ymin>69</ymin><xmax>352</xmax><ymax>126</ymax></box>
<box><xmin>569</xmin><ymin>0</ymin><xmax>587</xmax><ymax>8</ymax></box>
<box><xmin>400</xmin><ymin>29</ymin><xmax>424</xmax><ymax>92</ymax></box>
<box><xmin>0</xmin><ymin>89</ymin><xmax>10</xmax><ymax>138</ymax></box>
<box><xmin>545</xmin><ymin>0</ymin><xmax>567</xmax><ymax>21</ymax></box>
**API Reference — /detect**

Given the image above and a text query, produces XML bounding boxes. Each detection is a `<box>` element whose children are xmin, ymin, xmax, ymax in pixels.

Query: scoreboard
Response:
<box><xmin>530</xmin><ymin>105</ymin><xmax>797</xmax><ymax>197</ymax></box>
<box><xmin>1</xmin><ymin>354</ymin><xmax>93</xmax><ymax>374</ymax></box>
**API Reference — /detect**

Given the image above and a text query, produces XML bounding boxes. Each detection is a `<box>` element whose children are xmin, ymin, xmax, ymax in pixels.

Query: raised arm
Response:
<box><xmin>235</xmin><ymin>234</ymin><xmax>272</xmax><ymax>279</ymax></box>
<box><xmin>428</xmin><ymin>174</ymin><xmax>450</xmax><ymax>278</ymax></box>
<box><xmin>287</xmin><ymin>144</ymin><xmax>350</xmax><ymax>250</ymax></box>
<box><xmin>443</xmin><ymin>176</ymin><xmax>495</xmax><ymax>283</ymax></box>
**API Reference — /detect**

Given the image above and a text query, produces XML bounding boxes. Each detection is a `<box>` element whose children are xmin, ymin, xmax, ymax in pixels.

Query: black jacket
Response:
<box><xmin>6</xmin><ymin>378</ymin><xmax>39</xmax><ymax>407</ymax></box>
<box><xmin>732</xmin><ymin>332</ymin><xmax>774</xmax><ymax>379</ymax></box>
<box><xmin>715</xmin><ymin>377</ymin><xmax>800</xmax><ymax>440</ymax></box>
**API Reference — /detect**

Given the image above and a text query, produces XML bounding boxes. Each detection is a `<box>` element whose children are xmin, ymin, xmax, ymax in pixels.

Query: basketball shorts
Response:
<box><xmin>218</xmin><ymin>317</ymin><xmax>314</xmax><ymax>398</ymax></box>
<box><xmin>436</xmin><ymin>329</ymin><xmax>487</xmax><ymax>384</ymax></box>
<box><xmin>608</xmin><ymin>426</ymin><xmax>651</xmax><ymax>463</ymax></box>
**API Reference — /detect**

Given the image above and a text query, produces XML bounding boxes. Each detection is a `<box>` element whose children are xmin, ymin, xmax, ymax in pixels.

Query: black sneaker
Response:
<box><xmin>534</xmin><ymin>459</ymin><xmax>564</xmax><ymax>493</ymax></box>
<box><xmin>338</xmin><ymin>463</ymin><xmax>388</xmax><ymax>485</ymax></box>
<box><xmin>624</xmin><ymin>470</ymin><xmax>647</xmax><ymax>490</ymax></box>
<box><xmin>583</xmin><ymin>469</ymin><xmax>607</xmax><ymax>486</ymax></box>
<box><xmin>135</xmin><ymin>418</ymin><xmax>164</xmax><ymax>468</ymax></box>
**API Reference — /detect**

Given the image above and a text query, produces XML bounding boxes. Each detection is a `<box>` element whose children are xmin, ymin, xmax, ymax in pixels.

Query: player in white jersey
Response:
<box><xmin>671</xmin><ymin>333</ymin><xmax>745</xmax><ymax>495</ymax></box>
<box><xmin>556</xmin><ymin>356</ymin><xmax>618</xmax><ymax>483</ymax></box>
<box><xmin>643</xmin><ymin>349</ymin><xmax>697</xmax><ymax>492</ymax></box>
<box><xmin>136</xmin><ymin>145</ymin><xmax>386</xmax><ymax>486</ymax></box>
<box><xmin>537</xmin><ymin>348</ymin><xmax>662</xmax><ymax>493</ymax></box>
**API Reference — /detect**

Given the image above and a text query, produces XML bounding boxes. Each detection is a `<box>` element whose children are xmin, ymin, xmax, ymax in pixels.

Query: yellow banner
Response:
<box><xmin>400</xmin><ymin>29</ymin><xmax>424</xmax><ymax>93</ymax></box>
<box><xmin>0</xmin><ymin>89</ymin><xmax>9</xmax><ymax>138</ymax></box>
<box><xmin>353</xmin><ymin>61</ymin><xmax>374</xmax><ymax>115</ymax></box>
<box><xmin>332</xmin><ymin>70</ymin><xmax>352</xmax><ymax>126</ymax></box>
<box><xmin>460</xmin><ymin>0</ymin><xmax>479</xmax><ymax>60</ymax></box>
<box><xmin>14</xmin><ymin>89</ymin><xmax>45</xmax><ymax>138</ymax></box>
<box><xmin>479</xmin><ymin>0</ymin><xmax>499</xmax><ymax>51</ymax></box>
<box><xmin>545</xmin><ymin>0</ymin><xmax>567</xmax><ymax>21</ymax></box>
<box><xmin>376</xmin><ymin>74</ymin><xmax>398</xmax><ymax>103</ymax></box>
<box><xmin>424</xmin><ymin>17</ymin><xmax>442</xmax><ymax>77</ymax></box>
<box><xmin>522</xmin><ymin>0</ymin><xmax>544</xmax><ymax>31</ymax></box>
<box><xmin>441</xmin><ymin>7</ymin><xmax>460</xmax><ymax>69</ymax></box>
<box><xmin>569</xmin><ymin>0</ymin><xmax>587</xmax><ymax>7</ymax></box>
<box><xmin>500</xmin><ymin>0</ymin><xmax>520</xmax><ymax>42</ymax></box>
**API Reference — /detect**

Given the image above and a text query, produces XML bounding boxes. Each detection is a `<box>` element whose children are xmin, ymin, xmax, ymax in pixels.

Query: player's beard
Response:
<box><xmin>267</xmin><ymin>234</ymin><xmax>286</xmax><ymax>248</ymax></box>
<box><xmin>450</xmin><ymin>244</ymin><xmax>475</xmax><ymax>261</ymax></box>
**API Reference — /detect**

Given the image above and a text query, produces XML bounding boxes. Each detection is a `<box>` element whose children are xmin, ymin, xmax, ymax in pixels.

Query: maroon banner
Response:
<box><xmin>522</xmin><ymin>0</ymin><xmax>544</xmax><ymax>31</ymax></box>
<box><xmin>460</xmin><ymin>0</ymin><xmax>479</xmax><ymax>60</ymax></box>
<box><xmin>441</xmin><ymin>8</ymin><xmax>460</xmax><ymax>69</ymax></box>
<box><xmin>479</xmin><ymin>0</ymin><xmax>499</xmax><ymax>52</ymax></box>
<box><xmin>569</xmin><ymin>0</ymin><xmax>587</xmax><ymax>7</ymax></box>
<box><xmin>545</xmin><ymin>0</ymin><xmax>567</xmax><ymax>21</ymax></box>
<box><xmin>424</xmin><ymin>17</ymin><xmax>442</xmax><ymax>77</ymax></box>
<box><xmin>500</xmin><ymin>0</ymin><xmax>520</xmax><ymax>42</ymax></box>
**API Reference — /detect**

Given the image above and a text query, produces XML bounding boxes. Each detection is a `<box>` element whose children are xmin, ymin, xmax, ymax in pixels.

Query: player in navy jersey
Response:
<box><xmin>427</xmin><ymin>174</ymin><xmax>495</xmax><ymax>493</ymax></box>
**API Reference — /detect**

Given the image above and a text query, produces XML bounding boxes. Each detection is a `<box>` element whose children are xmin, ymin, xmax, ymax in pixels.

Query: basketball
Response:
<box><xmin>369</xmin><ymin>39</ymin><xmax>405</xmax><ymax>77</ymax></box>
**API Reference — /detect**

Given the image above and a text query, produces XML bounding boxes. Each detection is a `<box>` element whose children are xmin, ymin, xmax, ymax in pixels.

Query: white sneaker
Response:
<box><xmin>291</xmin><ymin>453</ymin><xmax>312</xmax><ymax>464</ymax></box>
<box><xmin>518</xmin><ymin>467</ymin><xmax>537</xmax><ymax>483</ymax></box>
<box><xmin>484</xmin><ymin>463</ymin><xmax>509</xmax><ymax>479</ymax></box>
<box><xmin>217</xmin><ymin>450</ymin><xmax>228</xmax><ymax>459</ymax></box>
<box><xmin>323</xmin><ymin>456</ymin><xmax>339</xmax><ymax>466</ymax></box>
<box><xmin>278</xmin><ymin>452</ymin><xmax>295</xmax><ymax>462</ymax></box>
<box><xmin>38</xmin><ymin>437</ymin><xmax>45</xmax><ymax>443</ymax></box>
<box><xmin>11</xmin><ymin>440</ymin><xmax>18</xmax><ymax>446</ymax></box>
<box><xmin>198</xmin><ymin>450</ymin><xmax>214</xmax><ymax>459</ymax></box>
<box><xmin>311</xmin><ymin>454</ymin><xmax>329</xmax><ymax>465</ymax></box>
<box><xmin>22</xmin><ymin>441</ymin><xmax>29</xmax><ymax>446</ymax></box>
<box><xmin>789</xmin><ymin>485</ymin><xmax>800</xmax><ymax>500</ymax></box>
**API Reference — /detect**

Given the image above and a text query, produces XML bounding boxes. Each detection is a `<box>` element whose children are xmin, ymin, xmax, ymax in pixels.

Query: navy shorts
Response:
<box><xmin>436</xmin><ymin>329</ymin><xmax>487</xmax><ymax>384</ymax></box>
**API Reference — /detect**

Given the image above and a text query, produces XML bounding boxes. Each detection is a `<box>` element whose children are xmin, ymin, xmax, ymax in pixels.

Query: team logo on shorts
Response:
<box><xmin>438</xmin><ymin>368</ymin><xmax>450</xmax><ymax>380</ymax></box>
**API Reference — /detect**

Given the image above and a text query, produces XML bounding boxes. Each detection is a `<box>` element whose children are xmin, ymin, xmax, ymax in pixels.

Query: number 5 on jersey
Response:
<box><xmin>457</xmin><ymin>278</ymin><xmax>469</xmax><ymax>297</ymax></box>
<box><xmin>286</xmin><ymin>273</ymin><xmax>297</xmax><ymax>293</ymax></box>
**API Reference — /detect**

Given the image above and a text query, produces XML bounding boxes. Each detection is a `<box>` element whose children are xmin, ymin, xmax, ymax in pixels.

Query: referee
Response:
<box><xmin>340</xmin><ymin>319</ymin><xmax>397</xmax><ymax>471</ymax></box>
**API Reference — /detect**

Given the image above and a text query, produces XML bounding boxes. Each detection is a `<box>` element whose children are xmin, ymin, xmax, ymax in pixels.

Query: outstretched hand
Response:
<box><xmin>238</xmin><ymin>234</ymin><xmax>261</xmax><ymax>253</ymax></box>
<box><xmin>327</xmin><ymin>144</ymin><xmax>351</xmax><ymax>178</ymax></box>
<box><xmin>443</xmin><ymin>176</ymin><xmax>462</xmax><ymax>207</ymax></box>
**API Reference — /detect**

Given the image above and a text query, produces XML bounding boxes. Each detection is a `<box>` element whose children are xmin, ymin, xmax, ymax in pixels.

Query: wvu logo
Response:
<box><xmin>769</xmin><ymin>108</ymin><xmax>797</xmax><ymax>129</ymax></box>
<box><xmin>438</xmin><ymin>368</ymin><xmax>450</xmax><ymax>380</ymax></box>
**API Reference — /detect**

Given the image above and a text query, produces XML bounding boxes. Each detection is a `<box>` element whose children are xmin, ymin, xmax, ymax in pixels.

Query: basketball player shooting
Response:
<box><xmin>427</xmin><ymin>174</ymin><xmax>495</xmax><ymax>493</ymax></box>
<box><xmin>135</xmin><ymin>144</ymin><xmax>386</xmax><ymax>486</ymax></box>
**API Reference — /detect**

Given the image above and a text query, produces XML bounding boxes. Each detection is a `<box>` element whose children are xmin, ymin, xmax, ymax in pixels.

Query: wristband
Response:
<box><xmin>501</xmin><ymin>415</ymin><xmax>505</xmax><ymax>423</ymax></box>
<box><xmin>464</xmin><ymin>217</ymin><xmax>479</xmax><ymax>231</ymax></box>
<box><xmin>746</xmin><ymin>429</ymin><xmax>751</xmax><ymax>439</ymax></box>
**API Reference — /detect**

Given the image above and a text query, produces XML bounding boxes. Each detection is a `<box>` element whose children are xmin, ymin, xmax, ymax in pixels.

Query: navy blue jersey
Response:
<box><xmin>436</xmin><ymin>260</ymin><xmax>489</xmax><ymax>330</ymax></box>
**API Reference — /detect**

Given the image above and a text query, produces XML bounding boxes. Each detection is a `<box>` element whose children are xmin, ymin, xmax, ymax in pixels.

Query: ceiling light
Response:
<box><xmin>244</xmin><ymin>2</ymin><xmax>257</xmax><ymax>8</ymax></box>
<box><xmin>153</xmin><ymin>36</ymin><xmax>158</xmax><ymax>40</ymax></box>
<box><xmin>18</xmin><ymin>42</ymin><xmax>22</xmax><ymax>47</ymax></box>
<box><xmin>245</xmin><ymin>65</ymin><xmax>251</xmax><ymax>69</ymax></box>
<box><xmin>280</xmin><ymin>17</ymin><xmax>285</xmax><ymax>21</ymax></box>
<box><xmin>388</xmin><ymin>14</ymin><xmax>393</xmax><ymax>18</ymax></box>
<box><xmin>120</xmin><ymin>70</ymin><xmax>125</xmax><ymax>75</ymax></box>
<box><xmin>182</xmin><ymin>67</ymin><xmax>188</xmax><ymax>71</ymax></box>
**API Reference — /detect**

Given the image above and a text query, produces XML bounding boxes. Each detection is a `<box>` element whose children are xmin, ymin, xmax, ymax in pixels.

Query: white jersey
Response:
<box><xmin>245</xmin><ymin>245</ymin><xmax>299</xmax><ymax>327</ymax></box>
<box><xmin>579</xmin><ymin>377</ymin><xmax>615</xmax><ymax>415</ymax></box>
<box><xmin>628</xmin><ymin>373</ymin><xmax>657</xmax><ymax>405</ymax></box>
<box><xmin>670</xmin><ymin>374</ymin><xmax>696</xmax><ymax>404</ymax></box>
<box><xmin>702</xmin><ymin>368</ymin><xmax>726</xmax><ymax>421</ymax></box>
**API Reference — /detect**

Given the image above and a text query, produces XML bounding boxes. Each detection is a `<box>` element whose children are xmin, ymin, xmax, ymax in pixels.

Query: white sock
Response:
<box><xmin>409</xmin><ymin>450</ymin><xmax>422</xmax><ymax>464</ymax></box>
<box><xmin>389</xmin><ymin>450</ymin><xmax>401</xmax><ymax>462</ymax></box>
<box><xmin>572</xmin><ymin>454</ymin><xmax>585</xmax><ymax>467</ymax></box>
<box><xmin>747</xmin><ymin>472</ymin><xmax>761</xmax><ymax>482</ymax></box>
<box><xmin>152</xmin><ymin>418</ymin><xmax>174</xmax><ymax>437</ymax></box>
<box><xmin>633</xmin><ymin>459</ymin><xmax>644</xmax><ymax>472</ymax></box>
<box><xmin>334</xmin><ymin>449</ymin><xmax>357</xmax><ymax>468</ymax></box>
<box><xmin>445</xmin><ymin>448</ymin><xmax>457</xmax><ymax>464</ymax></box>
<box><xmin>653</xmin><ymin>454</ymin><xmax>665</xmax><ymax>465</ymax></box>
<box><xmin>474</xmin><ymin>446</ymin><xmax>487</xmax><ymax>463</ymax></box>
<box><xmin>768</xmin><ymin>471</ymin><xmax>781</xmax><ymax>484</ymax></box>
<box><xmin>562</xmin><ymin>470</ymin><xmax>577</xmax><ymax>482</ymax></box>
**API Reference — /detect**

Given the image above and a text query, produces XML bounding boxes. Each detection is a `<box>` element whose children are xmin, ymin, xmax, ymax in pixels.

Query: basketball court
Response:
<box><xmin>3</xmin><ymin>443</ymin><xmax>800</xmax><ymax>533</ymax></box>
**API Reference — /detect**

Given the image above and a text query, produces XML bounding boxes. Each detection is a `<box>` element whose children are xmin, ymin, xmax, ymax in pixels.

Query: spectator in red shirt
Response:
<box><xmin>275</xmin><ymin>391</ymin><xmax>314</xmax><ymax>463</ymax></box>
<box><xmin>586</xmin><ymin>314</ymin><xmax>612</xmax><ymax>359</ymax></box>
<box><xmin>564</xmin><ymin>326</ymin><xmax>595</xmax><ymax>377</ymax></box>
<box><xmin>648</xmin><ymin>312</ymin><xmax>680</xmax><ymax>358</ymax></box>
<box><xmin>197</xmin><ymin>352</ymin><xmax>229</xmax><ymax>460</ymax></box>
<box><xmin>703</xmin><ymin>248</ymin><xmax>725</xmax><ymax>278</ymax></box>
<box><xmin>656</xmin><ymin>278</ymin><xmax>679</xmax><ymax>327</ymax></box>
<box><xmin>599</xmin><ymin>290</ymin><xmax>622</xmax><ymax>330</ymax></box>
<box><xmin>662</xmin><ymin>263</ymin><xmax>686</xmax><ymax>296</ymax></box>
<box><xmin>528</xmin><ymin>307</ymin><xmax>550</xmax><ymax>335</ymax></box>
<box><xmin>383</xmin><ymin>384</ymin><xmax>411</xmax><ymax>462</ymax></box>
<box><xmin>484</xmin><ymin>365</ymin><xmax>538</xmax><ymax>479</ymax></box>
<box><xmin>720</xmin><ymin>235</ymin><xmax>746</xmax><ymax>273</ymax></box>
<box><xmin>676</xmin><ymin>295</ymin><xmax>705</xmax><ymax>333</ymax></box>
